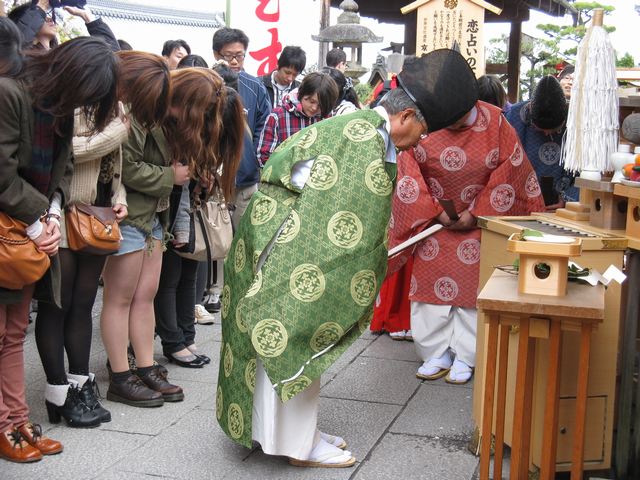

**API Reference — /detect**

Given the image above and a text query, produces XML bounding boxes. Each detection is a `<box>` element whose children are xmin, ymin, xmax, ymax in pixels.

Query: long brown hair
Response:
<box><xmin>164</xmin><ymin>68</ymin><xmax>243</xmax><ymax>201</ymax></box>
<box><xmin>116</xmin><ymin>50</ymin><xmax>170</xmax><ymax>128</ymax></box>
<box><xmin>218</xmin><ymin>86</ymin><xmax>245</xmax><ymax>200</ymax></box>
<box><xmin>23</xmin><ymin>37</ymin><xmax>119</xmax><ymax>135</ymax></box>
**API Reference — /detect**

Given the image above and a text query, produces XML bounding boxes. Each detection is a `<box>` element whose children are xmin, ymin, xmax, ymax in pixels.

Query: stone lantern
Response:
<box><xmin>312</xmin><ymin>0</ymin><xmax>383</xmax><ymax>79</ymax></box>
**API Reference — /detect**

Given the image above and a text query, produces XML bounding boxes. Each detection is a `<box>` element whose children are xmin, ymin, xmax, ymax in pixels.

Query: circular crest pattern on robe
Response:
<box><xmin>217</xmin><ymin>109</ymin><xmax>394</xmax><ymax>447</ymax></box>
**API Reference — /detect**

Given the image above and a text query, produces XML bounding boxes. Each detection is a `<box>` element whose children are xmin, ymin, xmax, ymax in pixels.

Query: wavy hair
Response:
<box><xmin>22</xmin><ymin>36</ymin><xmax>118</xmax><ymax>135</ymax></box>
<box><xmin>116</xmin><ymin>50</ymin><xmax>170</xmax><ymax>128</ymax></box>
<box><xmin>164</xmin><ymin>68</ymin><xmax>243</xmax><ymax>200</ymax></box>
<box><xmin>217</xmin><ymin>86</ymin><xmax>245</xmax><ymax>200</ymax></box>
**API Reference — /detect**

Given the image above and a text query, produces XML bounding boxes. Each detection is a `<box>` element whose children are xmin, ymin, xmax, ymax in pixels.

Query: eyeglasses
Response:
<box><xmin>218</xmin><ymin>52</ymin><xmax>246</xmax><ymax>62</ymax></box>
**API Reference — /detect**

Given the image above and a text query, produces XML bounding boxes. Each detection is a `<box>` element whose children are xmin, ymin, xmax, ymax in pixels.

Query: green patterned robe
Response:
<box><xmin>217</xmin><ymin>109</ymin><xmax>396</xmax><ymax>447</ymax></box>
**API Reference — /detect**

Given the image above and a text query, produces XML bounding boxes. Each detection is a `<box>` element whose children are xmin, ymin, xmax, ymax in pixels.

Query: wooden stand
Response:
<box><xmin>556</xmin><ymin>201</ymin><xmax>591</xmax><ymax>222</ymax></box>
<box><xmin>473</xmin><ymin>215</ymin><xmax>626</xmax><ymax>474</ymax></box>
<box><xmin>575</xmin><ymin>178</ymin><xmax>627</xmax><ymax>230</ymax></box>
<box><xmin>477</xmin><ymin>271</ymin><xmax>605</xmax><ymax>480</ymax></box>
<box><xmin>614</xmin><ymin>183</ymin><xmax>640</xmax><ymax>239</ymax></box>
<box><xmin>507</xmin><ymin>234</ymin><xmax>582</xmax><ymax>296</ymax></box>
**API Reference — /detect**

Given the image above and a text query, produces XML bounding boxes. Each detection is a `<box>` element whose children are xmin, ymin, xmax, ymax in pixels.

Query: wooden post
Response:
<box><xmin>615</xmin><ymin>250</ymin><xmax>640</xmax><ymax>478</ymax></box>
<box><xmin>318</xmin><ymin>0</ymin><xmax>330</xmax><ymax>68</ymax></box>
<box><xmin>507</xmin><ymin>20</ymin><xmax>521</xmax><ymax>103</ymax></box>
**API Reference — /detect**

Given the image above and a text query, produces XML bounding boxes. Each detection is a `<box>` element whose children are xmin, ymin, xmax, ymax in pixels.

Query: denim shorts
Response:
<box><xmin>114</xmin><ymin>217</ymin><xmax>163</xmax><ymax>256</ymax></box>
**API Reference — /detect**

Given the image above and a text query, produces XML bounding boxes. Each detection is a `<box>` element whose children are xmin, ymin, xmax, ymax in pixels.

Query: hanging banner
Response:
<box><xmin>229</xmin><ymin>0</ymin><xmax>310</xmax><ymax>77</ymax></box>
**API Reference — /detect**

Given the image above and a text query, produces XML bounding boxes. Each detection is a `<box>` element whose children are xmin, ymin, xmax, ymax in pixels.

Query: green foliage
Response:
<box><xmin>354</xmin><ymin>81</ymin><xmax>373</xmax><ymax>105</ymax></box>
<box><xmin>487</xmin><ymin>2</ymin><xmax>619</xmax><ymax>101</ymax></box>
<box><xmin>617</xmin><ymin>53</ymin><xmax>635</xmax><ymax>68</ymax></box>
<box><xmin>537</xmin><ymin>2</ymin><xmax>616</xmax><ymax>66</ymax></box>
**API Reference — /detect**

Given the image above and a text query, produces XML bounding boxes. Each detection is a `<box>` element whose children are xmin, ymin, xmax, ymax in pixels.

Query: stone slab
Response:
<box><xmin>390</xmin><ymin>383</ymin><xmax>474</xmax><ymax>442</ymax></box>
<box><xmin>113</xmin><ymin>409</ymin><xmax>249</xmax><ymax>479</ymax></box>
<box><xmin>321</xmin><ymin>356</ymin><xmax>421</xmax><ymax>405</ymax></box>
<box><xmin>1</xmin><ymin>428</ymin><xmax>149</xmax><ymax>480</ymax></box>
<box><xmin>223</xmin><ymin>450</ymin><xmax>356</xmax><ymax>480</ymax></box>
<box><xmin>353</xmin><ymin>432</ymin><xmax>478</xmax><ymax>480</ymax></box>
<box><xmin>361</xmin><ymin>333</ymin><xmax>421</xmax><ymax>362</ymax></box>
<box><xmin>318</xmin><ymin>397</ymin><xmax>401</xmax><ymax>460</ymax></box>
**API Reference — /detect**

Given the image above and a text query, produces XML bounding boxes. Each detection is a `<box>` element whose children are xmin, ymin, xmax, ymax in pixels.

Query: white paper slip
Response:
<box><xmin>568</xmin><ymin>262</ymin><xmax>626</xmax><ymax>287</ymax></box>
<box><xmin>387</xmin><ymin>224</ymin><xmax>443</xmax><ymax>258</ymax></box>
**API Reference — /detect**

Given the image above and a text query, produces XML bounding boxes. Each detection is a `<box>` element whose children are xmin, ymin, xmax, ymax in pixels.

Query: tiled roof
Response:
<box><xmin>86</xmin><ymin>0</ymin><xmax>224</xmax><ymax>28</ymax></box>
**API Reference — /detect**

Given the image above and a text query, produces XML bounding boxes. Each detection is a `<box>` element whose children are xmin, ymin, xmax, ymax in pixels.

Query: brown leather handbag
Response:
<box><xmin>66</xmin><ymin>203</ymin><xmax>121</xmax><ymax>255</ymax></box>
<box><xmin>0</xmin><ymin>211</ymin><xmax>51</xmax><ymax>290</ymax></box>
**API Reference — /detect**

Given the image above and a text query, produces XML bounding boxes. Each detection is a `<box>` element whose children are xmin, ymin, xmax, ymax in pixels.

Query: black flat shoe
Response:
<box><xmin>195</xmin><ymin>353</ymin><xmax>211</xmax><ymax>364</ymax></box>
<box><xmin>164</xmin><ymin>353</ymin><xmax>206</xmax><ymax>368</ymax></box>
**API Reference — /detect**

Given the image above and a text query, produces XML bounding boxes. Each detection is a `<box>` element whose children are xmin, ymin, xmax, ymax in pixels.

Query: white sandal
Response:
<box><xmin>320</xmin><ymin>431</ymin><xmax>347</xmax><ymax>449</ymax></box>
<box><xmin>416</xmin><ymin>351</ymin><xmax>452</xmax><ymax>380</ymax></box>
<box><xmin>389</xmin><ymin>330</ymin><xmax>406</xmax><ymax>341</ymax></box>
<box><xmin>288</xmin><ymin>438</ymin><xmax>356</xmax><ymax>468</ymax></box>
<box><xmin>445</xmin><ymin>358</ymin><xmax>474</xmax><ymax>385</ymax></box>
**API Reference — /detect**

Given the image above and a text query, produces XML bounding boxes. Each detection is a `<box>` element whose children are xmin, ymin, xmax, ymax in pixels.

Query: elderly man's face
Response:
<box><xmin>390</xmin><ymin>109</ymin><xmax>428</xmax><ymax>151</ymax></box>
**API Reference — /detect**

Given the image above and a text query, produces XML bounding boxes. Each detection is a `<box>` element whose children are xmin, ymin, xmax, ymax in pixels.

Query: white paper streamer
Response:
<box><xmin>561</xmin><ymin>23</ymin><xmax>619</xmax><ymax>174</ymax></box>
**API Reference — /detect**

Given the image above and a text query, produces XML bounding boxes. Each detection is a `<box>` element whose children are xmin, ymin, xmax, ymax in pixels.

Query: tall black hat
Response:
<box><xmin>396</xmin><ymin>49</ymin><xmax>478</xmax><ymax>133</ymax></box>
<box><xmin>530</xmin><ymin>75</ymin><xmax>567</xmax><ymax>130</ymax></box>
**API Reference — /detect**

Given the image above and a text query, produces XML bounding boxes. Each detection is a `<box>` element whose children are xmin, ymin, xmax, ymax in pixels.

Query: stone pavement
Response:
<box><xmin>5</xmin><ymin>289</ymin><xmax>480</xmax><ymax>480</ymax></box>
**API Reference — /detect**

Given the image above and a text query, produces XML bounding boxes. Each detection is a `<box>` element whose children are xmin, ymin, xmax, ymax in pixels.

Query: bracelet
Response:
<box><xmin>44</xmin><ymin>213</ymin><xmax>61</xmax><ymax>225</ymax></box>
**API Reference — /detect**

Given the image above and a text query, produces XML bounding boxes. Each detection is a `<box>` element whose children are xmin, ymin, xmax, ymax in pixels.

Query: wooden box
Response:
<box><xmin>507</xmin><ymin>234</ymin><xmax>582</xmax><ymax>296</ymax></box>
<box><xmin>575</xmin><ymin>178</ymin><xmax>627</xmax><ymax>231</ymax></box>
<box><xmin>614</xmin><ymin>184</ymin><xmax>640</xmax><ymax>240</ymax></box>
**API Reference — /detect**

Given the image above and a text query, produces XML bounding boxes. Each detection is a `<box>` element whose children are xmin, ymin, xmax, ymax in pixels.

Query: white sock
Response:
<box><xmin>67</xmin><ymin>373</ymin><xmax>90</xmax><ymax>388</ymax></box>
<box><xmin>44</xmin><ymin>383</ymin><xmax>70</xmax><ymax>407</ymax></box>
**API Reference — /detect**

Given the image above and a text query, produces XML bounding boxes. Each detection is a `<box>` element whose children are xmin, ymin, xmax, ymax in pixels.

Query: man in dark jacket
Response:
<box><xmin>212</xmin><ymin>27</ymin><xmax>271</xmax><ymax>230</ymax></box>
<box><xmin>260</xmin><ymin>45</ymin><xmax>306</xmax><ymax>109</ymax></box>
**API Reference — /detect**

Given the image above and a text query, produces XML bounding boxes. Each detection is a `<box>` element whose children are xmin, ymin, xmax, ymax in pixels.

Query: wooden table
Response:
<box><xmin>477</xmin><ymin>271</ymin><xmax>605</xmax><ymax>480</ymax></box>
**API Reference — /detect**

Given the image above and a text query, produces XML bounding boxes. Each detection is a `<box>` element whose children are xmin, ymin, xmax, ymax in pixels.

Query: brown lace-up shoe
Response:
<box><xmin>138</xmin><ymin>365</ymin><xmax>184</xmax><ymax>402</ymax></box>
<box><xmin>0</xmin><ymin>429</ymin><xmax>42</xmax><ymax>463</ymax></box>
<box><xmin>106</xmin><ymin>374</ymin><xmax>164</xmax><ymax>408</ymax></box>
<box><xmin>17</xmin><ymin>423</ymin><xmax>63</xmax><ymax>455</ymax></box>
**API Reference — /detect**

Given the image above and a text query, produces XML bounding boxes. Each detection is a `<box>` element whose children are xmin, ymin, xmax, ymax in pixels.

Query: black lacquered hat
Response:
<box><xmin>397</xmin><ymin>49</ymin><xmax>479</xmax><ymax>133</ymax></box>
<box><xmin>531</xmin><ymin>75</ymin><xmax>567</xmax><ymax>130</ymax></box>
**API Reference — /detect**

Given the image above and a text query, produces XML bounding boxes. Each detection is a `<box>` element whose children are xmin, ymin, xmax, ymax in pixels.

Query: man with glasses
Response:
<box><xmin>558</xmin><ymin>65</ymin><xmax>574</xmax><ymax>101</ymax></box>
<box><xmin>212</xmin><ymin>28</ymin><xmax>271</xmax><ymax>230</ymax></box>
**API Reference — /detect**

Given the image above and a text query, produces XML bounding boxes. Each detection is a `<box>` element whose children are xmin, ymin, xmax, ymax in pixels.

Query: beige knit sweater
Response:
<box><xmin>70</xmin><ymin>110</ymin><xmax>128</xmax><ymax>206</ymax></box>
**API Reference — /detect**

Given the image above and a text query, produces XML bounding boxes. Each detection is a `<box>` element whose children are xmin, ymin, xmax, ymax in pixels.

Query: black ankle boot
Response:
<box><xmin>78</xmin><ymin>377</ymin><xmax>111</xmax><ymax>423</ymax></box>
<box><xmin>45</xmin><ymin>384</ymin><xmax>102</xmax><ymax>428</ymax></box>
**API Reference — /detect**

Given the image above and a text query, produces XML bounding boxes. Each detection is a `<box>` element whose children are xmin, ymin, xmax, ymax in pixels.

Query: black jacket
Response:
<box><xmin>260</xmin><ymin>73</ymin><xmax>300</xmax><ymax>108</ymax></box>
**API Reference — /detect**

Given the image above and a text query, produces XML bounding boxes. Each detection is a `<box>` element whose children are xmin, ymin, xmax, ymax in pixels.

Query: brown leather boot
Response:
<box><xmin>138</xmin><ymin>366</ymin><xmax>184</xmax><ymax>402</ymax></box>
<box><xmin>17</xmin><ymin>422</ymin><xmax>63</xmax><ymax>455</ymax></box>
<box><xmin>0</xmin><ymin>428</ymin><xmax>42</xmax><ymax>463</ymax></box>
<box><xmin>106</xmin><ymin>374</ymin><xmax>164</xmax><ymax>408</ymax></box>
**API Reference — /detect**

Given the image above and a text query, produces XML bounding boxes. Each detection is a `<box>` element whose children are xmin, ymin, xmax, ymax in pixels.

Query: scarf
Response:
<box><xmin>24</xmin><ymin>107</ymin><xmax>56</xmax><ymax>195</ymax></box>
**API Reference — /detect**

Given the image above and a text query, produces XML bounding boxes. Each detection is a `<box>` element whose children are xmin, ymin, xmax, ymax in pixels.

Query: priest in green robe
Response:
<box><xmin>217</xmin><ymin>49</ymin><xmax>480</xmax><ymax>468</ymax></box>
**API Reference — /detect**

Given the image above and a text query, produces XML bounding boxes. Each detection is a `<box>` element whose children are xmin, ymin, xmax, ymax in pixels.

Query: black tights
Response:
<box><xmin>35</xmin><ymin>249</ymin><xmax>105</xmax><ymax>384</ymax></box>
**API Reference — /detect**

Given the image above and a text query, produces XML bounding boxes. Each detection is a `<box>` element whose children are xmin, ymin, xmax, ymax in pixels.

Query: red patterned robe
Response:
<box><xmin>385</xmin><ymin>101</ymin><xmax>545</xmax><ymax>310</ymax></box>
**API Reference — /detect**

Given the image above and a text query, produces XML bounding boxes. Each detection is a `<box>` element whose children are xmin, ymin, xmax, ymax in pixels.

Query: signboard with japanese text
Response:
<box><xmin>415</xmin><ymin>0</ymin><xmax>485</xmax><ymax>77</ymax></box>
<box><xmin>229</xmin><ymin>0</ymin><xmax>307</xmax><ymax>77</ymax></box>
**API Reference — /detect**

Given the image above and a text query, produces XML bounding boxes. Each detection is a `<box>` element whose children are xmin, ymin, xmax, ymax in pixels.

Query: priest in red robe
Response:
<box><xmin>387</xmin><ymin>99</ymin><xmax>545</xmax><ymax>384</ymax></box>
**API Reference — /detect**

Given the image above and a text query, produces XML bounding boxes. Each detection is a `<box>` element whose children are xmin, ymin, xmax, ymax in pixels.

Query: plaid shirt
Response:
<box><xmin>257</xmin><ymin>92</ymin><xmax>321</xmax><ymax>166</ymax></box>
